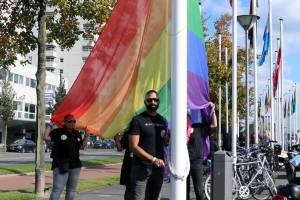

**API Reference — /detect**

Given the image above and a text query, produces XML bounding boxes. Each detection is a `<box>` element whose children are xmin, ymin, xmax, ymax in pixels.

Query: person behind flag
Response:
<box><xmin>128</xmin><ymin>90</ymin><xmax>169</xmax><ymax>200</ymax></box>
<box><xmin>43</xmin><ymin>114</ymin><xmax>89</xmax><ymax>200</ymax></box>
<box><xmin>187</xmin><ymin>102</ymin><xmax>217</xmax><ymax>200</ymax></box>
<box><xmin>114</xmin><ymin>130</ymin><xmax>132</xmax><ymax>200</ymax></box>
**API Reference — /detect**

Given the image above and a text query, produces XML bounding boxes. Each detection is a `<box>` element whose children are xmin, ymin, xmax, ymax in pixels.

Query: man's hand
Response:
<box><xmin>153</xmin><ymin>158</ymin><xmax>165</xmax><ymax>168</ymax></box>
<box><xmin>209</xmin><ymin>101</ymin><xmax>215</xmax><ymax>110</ymax></box>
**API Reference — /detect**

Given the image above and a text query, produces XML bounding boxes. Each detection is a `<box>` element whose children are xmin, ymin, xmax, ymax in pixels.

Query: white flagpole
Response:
<box><xmin>294</xmin><ymin>84</ymin><xmax>296</xmax><ymax>145</ymax></box>
<box><xmin>289</xmin><ymin>90</ymin><xmax>292</xmax><ymax>150</ymax></box>
<box><xmin>225</xmin><ymin>47</ymin><xmax>229</xmax><ymax>135</ymax></box>
<box><xmin>253</xmin><ymin>0</ymin><xmax>259</xmax><ymax>144</ymax></box>
<box><xmin>268</xmin><ymin>0</ymin><xmax>274</xmax><ymax>144</ymax></box>
<box><xmin>296</xmin><ymin>84</ymin><xmax>298</xmax><ymax>144</ymax></box>
<box><xmin>218</xmin><ymin>34</ymin><xmax>222</xmax><ymax>148</ymax></box>
<box><xmin>280</xmin><ymin>19</ymin><xmax>285</xmax><ymax>150</ymax></box>
<box><xmin>171</xmin><ymin>0</ymin><xmax>187</xmax><ymax>198</ymax></box>
<box><xmin>246</xmin><ymin>29</ymin><xmax>250</xmax><ymax>150</ymax></box>
<box><xmin>232</xmin><ymin>0</ymin><xmax>238</xmax><ymax>164</ymax></box>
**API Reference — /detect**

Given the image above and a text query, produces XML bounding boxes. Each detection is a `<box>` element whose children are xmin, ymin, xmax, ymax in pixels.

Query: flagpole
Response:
<box><xmin>253</xmin><ymin>0</ymin><xmax>259</xmax><ymax>144</ymax></box>
<box><xmin>268</xmin><ymin>0</ymin><xmax>274</xmax><ymax>144</ymax></box>
<box><xmin>296</xmin><ymin>84</ymin><xmax>298</xmax><ymax>144</ymax></box>
<box><xmin>225</xmin><ymin>47</ymin><xmax>229</xmax><ymax>136</ymax></box>
<box><xmin>280</xmin><ymin>18</ymin><xmax>284</xmax><ymax>150</ymax></box>
<box><xmin>294</xmin><ymin>84</ymin><xmax>296</xmax><ymax>145</ymax></box>
<box><xmin>232</xmin><ymin>0</ymin><xmax>238</xmax><ymax>164</ymax></box>
<box><xmin>171</xmin><ymin>0</ymin><xmax>187</xmax><ymax>198</ymax></box>
<box><xmin>218</xmin><ymin>34</ymin><xmax>222</xmax><ymax>148</ymax></box>
<box><xmin>246</xmin><ymin>29</ymin><xmax>250</xmax><ymax>150</ymax></box>
<box><xmin>289</xmin><ymin>90</ymin><xmax>292</xmax><ymax>150</ymax></box>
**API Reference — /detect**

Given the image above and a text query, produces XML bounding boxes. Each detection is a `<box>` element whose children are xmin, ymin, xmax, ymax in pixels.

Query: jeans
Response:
<box><xmin>50</xmin><ymin>167</ymin><xmax>81</xmax><ymax>200</ymax></box>
<box><xmin>186</xmin><ymin>161</ymin><xmax>203</xmax><ymax>200</ymax></box>
<box><xmin>131</xmin><ymin>164</ymin><xmax>164</xmax><ymax>200</ymax></box>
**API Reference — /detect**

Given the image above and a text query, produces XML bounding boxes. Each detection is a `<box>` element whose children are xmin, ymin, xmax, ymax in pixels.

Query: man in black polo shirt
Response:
<box><xmin>128</xmin><ymin>90</ymin><xmax>168</xmax><ymax>200</ymax></box>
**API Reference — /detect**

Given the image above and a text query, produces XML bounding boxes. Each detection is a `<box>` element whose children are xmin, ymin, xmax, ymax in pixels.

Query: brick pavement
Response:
<box><xmin>0</xmin><ymin>164</ymin><xmax>121</xmax><ymax>192</ymax></box>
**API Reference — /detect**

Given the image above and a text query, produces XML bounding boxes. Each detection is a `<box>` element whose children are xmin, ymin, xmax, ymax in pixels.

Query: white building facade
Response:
<box><xmin>0</xmin><ymin>63</ymin><xmax>61</xmax><ymax>144</ymax></box>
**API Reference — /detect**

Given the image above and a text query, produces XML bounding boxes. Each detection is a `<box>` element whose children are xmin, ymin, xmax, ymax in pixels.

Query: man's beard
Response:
<box><xmin>146</xmin><ymin>104</ymin><xmax>159</xmax><ymax>112</ymax></box>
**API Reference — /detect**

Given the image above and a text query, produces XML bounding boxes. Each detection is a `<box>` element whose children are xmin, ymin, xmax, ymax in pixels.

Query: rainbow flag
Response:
<box><xmin>52</xmin><ymin>0</ymin><xmax>209</xmax><ymax>138</ymax></box>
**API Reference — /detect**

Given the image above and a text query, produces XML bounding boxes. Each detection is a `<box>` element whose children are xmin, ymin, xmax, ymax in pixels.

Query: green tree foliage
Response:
<box><xmin>0</xmin><ymin>0</ymin><xmax>115</xmax><ymax>197</ymax></box>
<box><xmin>205</xmin><ymin>14</ymin><xmax>248</xmax><ymax>133</ymax></box>
<box><xmin>0</xmin><ymin>77</ymin><xmax>16</xmax><ymax>152</ymax></box>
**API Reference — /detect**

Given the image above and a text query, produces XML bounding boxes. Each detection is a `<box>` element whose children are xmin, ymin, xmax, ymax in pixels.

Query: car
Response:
<box><xmin>7</xmin><ymin>139</ymin><xmax>36</xmax><ymax>153</ymax></box>
<box><xmin>92</xmin><ymin>140</ymin><xmax>104</xmax><ymax>149</ymax></box>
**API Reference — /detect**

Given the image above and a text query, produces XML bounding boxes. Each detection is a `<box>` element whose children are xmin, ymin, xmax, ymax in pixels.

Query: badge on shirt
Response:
<box><xmin>61</xmin><ymin>134</ymin><xmax>67</xmax><ymax>140</ymax></box>
<box><xmin>161</xmin><ymin>130</ymin><xmax>166</xmax><ymax>138</ymax></box>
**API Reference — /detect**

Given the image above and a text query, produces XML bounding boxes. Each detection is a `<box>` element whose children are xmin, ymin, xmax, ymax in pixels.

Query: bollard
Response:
<box><xmin>212</xmin><ymin>150</ymin><xmax>233</xmax><ymax>200</ymax></box>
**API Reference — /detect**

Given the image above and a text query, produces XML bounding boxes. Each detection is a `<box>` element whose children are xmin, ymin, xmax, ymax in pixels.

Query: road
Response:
<box><xmin>0</xmin><ymin>149</ymin><xmax>123</xmax><ymax>166</ymax></box>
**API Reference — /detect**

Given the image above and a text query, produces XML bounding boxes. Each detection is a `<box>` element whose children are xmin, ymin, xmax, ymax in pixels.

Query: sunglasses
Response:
<box><xmin>66</xmin><ymin>120</ymin><xmax>76</xmax><ymax>124</ymax></box>
<box><xmin>146</xmin><ymin>98</ymin><xmax>159</xmax><ymax>103</ymax></box>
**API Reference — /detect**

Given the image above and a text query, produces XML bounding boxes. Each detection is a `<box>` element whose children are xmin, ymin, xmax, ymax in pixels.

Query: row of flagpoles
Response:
<box><xmin>230</xmin><ymin>0</ymin><xmax>298</xmax><ymax>163</ymax></box>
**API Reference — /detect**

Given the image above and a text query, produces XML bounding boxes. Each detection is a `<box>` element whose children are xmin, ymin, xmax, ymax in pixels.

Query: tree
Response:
<box><xmin>205</xmin><ymin>14</ymin><xmax>248</xmax><ymax>134</ymax></box>
<box><xmin>0</xmin><ymin>75</ymin><xmax>16</xmax><ymax>152</ymax></box>
<box><xmin>0</xmin><ymin>0</ymin><xmax>115</xmax><ymax>197</ymax></box>
<box><xmin>47</xmin><ymin>77</ymin><xmax>66</xmax><ymax>115</ymax></box>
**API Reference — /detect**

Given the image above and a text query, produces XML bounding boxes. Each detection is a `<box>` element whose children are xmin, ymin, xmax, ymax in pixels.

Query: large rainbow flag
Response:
<box><xmin>52</xmin><ymin>0</ymin><xmax>210</xmax><ymax>138</ymax></box>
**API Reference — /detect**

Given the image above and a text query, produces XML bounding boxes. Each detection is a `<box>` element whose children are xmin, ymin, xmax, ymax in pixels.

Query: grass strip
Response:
<box><xmin>0</xmin><ymin>176</ymin><xmax>120</xmax><ymax>200</ymax></box>
<box><xmin>0</xmin><ymin>156</ymin><xmax>122</xmax><ymax>176</ymax></box>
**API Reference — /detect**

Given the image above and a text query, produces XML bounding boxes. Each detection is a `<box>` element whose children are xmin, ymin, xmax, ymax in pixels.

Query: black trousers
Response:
<box><xmin>186</xmin><ymin>161</ymin><xmax>204</xmax><ymax>200</ymax></box>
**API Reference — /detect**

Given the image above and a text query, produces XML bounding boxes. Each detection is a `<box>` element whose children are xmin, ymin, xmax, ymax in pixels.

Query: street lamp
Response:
<box><xmin>237</xmin><ymin>14</ymin><xmax>260</xmax><ymax>149</ymax></box>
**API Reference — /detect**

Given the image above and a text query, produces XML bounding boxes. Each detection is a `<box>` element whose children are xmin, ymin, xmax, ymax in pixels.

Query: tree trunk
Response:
<box><xmin>35</xmin><ymin>0</ymin><xmax>46</xmax><ymax>198</ymax></box>
<box><xmin>3</xmin><ymin>121</ymin><xmax>7</xmax><ymax>152</ymax></box>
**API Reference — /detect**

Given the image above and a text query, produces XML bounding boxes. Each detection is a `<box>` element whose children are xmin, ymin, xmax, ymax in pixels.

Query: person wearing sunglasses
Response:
<box><xmin>128</xmin><ymin>90</ymin><xmax>169</xmax><ymax>200</ymax></box>
<box><xmin>43</xmin><ymin>114</ymin><xmax>88</xmax><ymax>200</ymax></box>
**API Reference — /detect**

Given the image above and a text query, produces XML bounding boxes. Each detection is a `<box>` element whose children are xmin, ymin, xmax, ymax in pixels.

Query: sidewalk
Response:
<box><xmin>0</xmin><ymin>164</ymin><xmax>121</xmax><ymax>191</ymax></box>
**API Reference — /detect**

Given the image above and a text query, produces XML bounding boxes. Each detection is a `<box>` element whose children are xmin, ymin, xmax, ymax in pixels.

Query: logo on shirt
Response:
<box><xmin>61</xmin><ymin>134</ymin><xmax>67</xmax><ymax>141</ymax></box>
<box><xmin>145</xmin><ymin>123</ymin><xmax>165</xmax><ymax>127</ymax></box>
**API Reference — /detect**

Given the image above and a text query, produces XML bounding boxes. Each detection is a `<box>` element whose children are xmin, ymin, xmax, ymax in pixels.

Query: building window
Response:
<box><xmin>30</xmin><ymin>79</ymin><xmax>36</xmax><ymax>88</ymax></box>
<box><xmin>26</xmin><ymin>77</ymin><xmax>30</xmax><ymax>86</ymax></box>
<box><xmin>82</xmin><ymin>46</ymin><xmax>92</xmax><ymax>52</ymax></box>
<box><xmin>46</xmin><ymin>45</ymin><xmax>55</xmax><ymax>51</ymax></box>
<box><xmin>83</xmin><ymin>23</ymin><xmax>93</xmax><ymax>30</ymax></box>
<box><xmin>13</xmin><ymin>74</ymin><xmax>24</xmax><ymax>84</ymax></box>
<box><xmin>46</xmin><ymin>56</ymin><xmax>55</xmax><ymax>62</ymax></box>
<box><xmin>60</xmin><ymin>58</ymin><xmax>64</xmax><ymax>63</ymax></box>
<box><xmin>28</xmin><ymin>56</ymin><xmax>32</xmax><ymax>63</ymax></box>
<box><xmin>82</xmin><ymin>57</ymin><xmax>87</xmax><ymax>62</ymax></box>
<box><xmin>83</xmin><ymin>35</ymin><xmax>94</xmax><ymax>40</ymax></box>
<box><xmin>24</xmin><ymin>103</ymin><xmax>36</xmax><ymax>119</ymax></box>
<box><xmin>8</xmin><ymin>73</ymin><xmax>13</xmax><ymax>82</ymax></box>
<box><xmin>13</xmin><ymin>101</ymin><xmax>23</xmax><ymax>111</ymax></box>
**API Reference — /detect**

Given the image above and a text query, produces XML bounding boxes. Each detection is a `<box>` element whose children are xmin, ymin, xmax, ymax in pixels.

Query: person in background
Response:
<box><xmin>186</xmin><ymin>102</ymin><xmax>217</xmax><ymax>200</ymax></box>
<box><xmin>128</xmin><ymin>90</ymin><xmax>169</xmax><ymax>200</ymax></box>
<box><xmin>114</xmin><ymin>130</ymin><xmax>132</xmax><ymax>200</ymax></box>
<box><xmin>43</xmin><ymin>114</ymin><xmax>88</xmax><ymax>200</ymax></box>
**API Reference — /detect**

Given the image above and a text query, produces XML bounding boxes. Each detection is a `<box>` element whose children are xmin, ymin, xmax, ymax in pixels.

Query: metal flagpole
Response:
<box><xmin>294</xmin><ymin>83</ymin><xmax>296</xmax><ymax>145</ymax></box>
<box><xmin>246</xmin><ymin>29</ymin><xmax>250</xmax><ymax>150</ymax></box>
<box><xmin>225</xmin><ymin>47</ymin><xmax>229</xmax><ymax>135</ymax></box>
<box><xmin>253</xmin><ymin>0</ymin><xmax>259</xmax><ymax>144</ymax></box>
<box><xmin>269</xmin><ymin>0</ymin><xmax>274</xmax><ymax>145</ymax></box>
<box><xmin>170</xmin><ymin>0</ymin><xmax>188</xmax><ymax>198</ymax></box>
<box><xmin>289</xmin><ymin>90</ymin><xmax>292</xmax><ymax>150</ymax></box>
<box><xmin>280</xmin><ymin>19</ymin><xmax>284</xmax><ymax>150</ymax></box>
<box><xmin>218</xmin><ymin>34</ymin><xmax>222</xmax><ymax>148</ymax></box>
<box><xmin>232</xmin><ymin>0</ymin><xmax>238</xmax><ymax>164</ymax></box>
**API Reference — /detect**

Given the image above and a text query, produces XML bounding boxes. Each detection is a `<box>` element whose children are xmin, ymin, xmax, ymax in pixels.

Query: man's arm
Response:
<box><xmin>209</xmin><ymin>102</ymin><xmax>217</xmax><ymax>128</ymax></box>
<box><xmin>43</xmin><ymin>126</ymin><xmax>52</xmax><ymax>141</ymax></box>
<box><xmin>129</xmin><ymin>135</ymin><xmax>164</xmax><ymax>167</ymax></box>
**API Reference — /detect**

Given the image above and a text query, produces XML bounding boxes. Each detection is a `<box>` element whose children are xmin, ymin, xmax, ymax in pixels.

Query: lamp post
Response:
<box><xmin>237</xmin><ymin>14</ymin><xmax>260</xmax><ymax>149</ymax></box>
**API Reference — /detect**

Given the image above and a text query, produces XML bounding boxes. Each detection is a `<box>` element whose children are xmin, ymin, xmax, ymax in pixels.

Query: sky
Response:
<box><xmin>202</xmin><ymin>0</ymin><xmax>300</xmax><ymax>118</ymax></box>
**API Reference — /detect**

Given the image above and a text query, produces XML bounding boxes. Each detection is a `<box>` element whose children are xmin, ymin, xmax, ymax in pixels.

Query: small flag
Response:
<box><xmin>292</xmin><ymin>89</ymin><xmax>296</xmax><ymax>113</ymax></box>
<box><xmin>273</xmin><ymin>47</ymin><xmax>281</xmax><ymax>97</ymax></box>
<box><xmin>258</xmin><ymin>18</ymin><xmax>270</xmax><ymax>66</ymax></box>
<box><xmin>284</xmin><ymin>100</ymin><xmax>286</xmax><ymax>118</ymax></box>
<box><xmin>229</xmin><ymin>0</ymin><xmax>232</xmax><ymax>7</ymax></box>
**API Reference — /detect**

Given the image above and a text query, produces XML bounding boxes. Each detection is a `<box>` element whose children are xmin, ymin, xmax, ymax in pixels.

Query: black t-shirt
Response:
<box><xmin>128</xmin><ymin>111</ymin><xmax>167</xmax><ymax>167</ymax></box>
<box><xmin>187</xmin><ymin>123</ymin><xmax>211</xmax><ymax>163</ymax></box>
<box><xmin>50</xmin><ymin>128</ymin><xmax>83</xmax><ymax>169</ymax></box>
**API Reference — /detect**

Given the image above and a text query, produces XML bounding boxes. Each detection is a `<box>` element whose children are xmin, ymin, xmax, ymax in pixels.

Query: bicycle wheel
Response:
<box><xmin>204</xmin><ymin>174</ymin><xmax>239</xmax><ymax>200</ymax></box>
<box><xmin>251</xmin><ymin>173</ymin><xmax>273</xmax><ymax>200</ymax></box>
